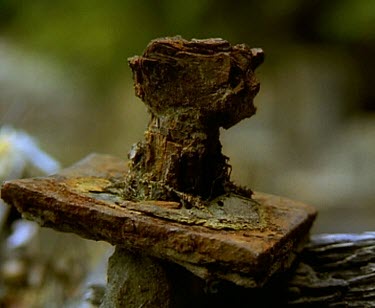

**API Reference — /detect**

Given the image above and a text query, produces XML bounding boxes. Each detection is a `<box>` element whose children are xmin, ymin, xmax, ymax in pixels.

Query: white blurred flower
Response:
<box><xmin>6</xmin><ymin>219</ymin><xmax>39</xmax><ymax>250</ymax></box>
<box><xmin>0</xmin><ymin>126</ymin><xmax>60</xmax><ymax>181</ymax></box>
<box><xmin>0</xmin><ymin>126</ymin><xmax>61</xmax><ymax>229</ymax></box>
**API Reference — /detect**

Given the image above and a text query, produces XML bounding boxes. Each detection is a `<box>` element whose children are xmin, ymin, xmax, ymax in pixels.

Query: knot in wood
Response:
<box><xmin>126</xmin><ymin>37</ymin><xmax>263</xmax><ymax>203</ymax></box>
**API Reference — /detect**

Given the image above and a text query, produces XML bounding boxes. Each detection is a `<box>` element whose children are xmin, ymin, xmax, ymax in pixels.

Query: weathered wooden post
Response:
<box><xmin>1</xmin><ymin>37</ymin><xmax>317</xmax><ymax>307</ymax></box>
<box><xmin>124</xmin><ymin>37</ymin><xmax>262</xmax><ymax>203</ymax></box>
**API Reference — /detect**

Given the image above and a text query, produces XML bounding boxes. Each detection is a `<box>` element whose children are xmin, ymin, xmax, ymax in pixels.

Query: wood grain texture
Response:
<box><xmin>288</xmin><ymin>232</ymin><xmax>375</xmax><ymax>307</ymax></box>
<box><xmin>125</xmin><ymin>37</ymin><xmax>264</xmax><ymax>202</ymax></box>
<box><xmin>1</xmin><ymin>154</ymin><xmax>316</xmax><ymax>289</ymax></box>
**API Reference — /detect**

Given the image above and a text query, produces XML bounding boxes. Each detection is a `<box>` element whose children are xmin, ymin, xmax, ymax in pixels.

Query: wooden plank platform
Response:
<box><xmin>1</xmin><ymin>154</ymin><xmax>316</xmax><ymax>287</ymax></box>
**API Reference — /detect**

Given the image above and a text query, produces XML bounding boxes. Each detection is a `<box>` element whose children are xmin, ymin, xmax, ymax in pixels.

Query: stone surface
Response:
<box><xmin>100</xmin><ymin>247</ymin><xmax>172</xmax><ymax>308</ymax></box>
<box><xmin>1</xmin><ymin>153</ymin><xmax>316</xmax><ymax>287</ymax></box>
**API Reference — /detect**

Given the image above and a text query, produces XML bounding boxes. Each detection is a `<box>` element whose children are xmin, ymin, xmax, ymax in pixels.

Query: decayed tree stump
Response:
<box><xmin>125</xmin><ymin>37</ymin><xmax>264</xmax><ymax>203</ymax></box>
<box><xmin>0</xmin><ymin>37</ymin><xmax>320</xmax><ymax>307</ymax></box>
<box><xmin>2</xmin><ymin>36</ymin><xmax>374</xmax><ymax>307</ymax></box>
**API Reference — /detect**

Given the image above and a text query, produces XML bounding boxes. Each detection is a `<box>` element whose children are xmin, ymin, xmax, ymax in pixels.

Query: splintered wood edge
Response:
<box><xmin>0</xmin><ymin>154</ymin><xmax>316</xmax><ymax>287</ymax></box>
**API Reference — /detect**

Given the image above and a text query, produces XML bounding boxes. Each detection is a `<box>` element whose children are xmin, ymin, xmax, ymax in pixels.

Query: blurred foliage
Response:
<box><xmin>0</xmin><ymin>0</ymin><xmax>374</xmax><ymax>100</ymax></box>
<box><xmin>318</xmin><ymin>0</ymin><xmax>375</xmax><ymax>42</ymax></box>
<box><xmin>0</xmin><ymin>0</ymin><xmax>221</xmax><ymax>90</ymax></box>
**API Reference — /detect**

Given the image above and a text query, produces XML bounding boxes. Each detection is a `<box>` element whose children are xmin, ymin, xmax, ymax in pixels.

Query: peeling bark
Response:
<box><xmin>125</xmin><ymin>37</ymin><xmax>263</xmax><ymax>203</ymax></box>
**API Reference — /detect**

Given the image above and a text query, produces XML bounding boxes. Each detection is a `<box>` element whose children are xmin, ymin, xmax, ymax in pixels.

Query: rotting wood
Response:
<box><xmin>0</xmin><ymin>154</ymin><xmax>316</xmax><ymax>289</ymax></box>
<box><xmin>125</xmin><ymin>36</ymin><xmax>263</xmax><ymax>204</ymax></box>
<box><xmin>0</xmin><ymin>37</ymin><xmax>319</xmax><ymax>307</ymax></box>
<box><xmin>287</xmin><ymin>232</ymin><xmax>375</xmax><ymax>307</ymax></box>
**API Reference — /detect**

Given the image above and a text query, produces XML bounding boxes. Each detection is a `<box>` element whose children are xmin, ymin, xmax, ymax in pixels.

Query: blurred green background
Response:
<box><xmin>0</xmin><ymin>0</ymin><xmax>374</xmax><ymax>233</ymax></box>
